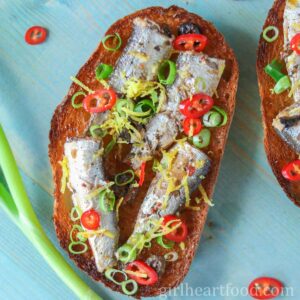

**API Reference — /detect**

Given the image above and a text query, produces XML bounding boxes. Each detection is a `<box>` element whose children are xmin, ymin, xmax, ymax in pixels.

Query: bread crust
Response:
<box><xmin>49</xmin><ymin>5</ymin><xmax>239</xmax><ymax>297</ymax></box>
<box><xmin>257</xmin><ymin>0</ymin><xmax>300</xmax><ymax>206</ymax></box>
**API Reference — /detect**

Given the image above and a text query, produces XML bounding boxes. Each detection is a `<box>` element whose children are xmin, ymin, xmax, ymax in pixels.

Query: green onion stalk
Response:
<box><xmin>0</xmin><ymin>124</ymin><xmax>102</xmax><ymax>300</ymax></box>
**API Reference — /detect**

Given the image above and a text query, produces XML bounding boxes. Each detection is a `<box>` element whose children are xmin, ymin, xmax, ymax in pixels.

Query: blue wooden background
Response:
<box><xmin>1</xmin><ymin>0</ymin><xmax>299</xmax><ymax>299</ymax></box>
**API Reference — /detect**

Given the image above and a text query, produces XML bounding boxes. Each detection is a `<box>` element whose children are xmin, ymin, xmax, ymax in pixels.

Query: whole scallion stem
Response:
<box><xmin>0</xmin><ymin>125</ymin><xmax>102</xmax><ymax>300</ymax></box>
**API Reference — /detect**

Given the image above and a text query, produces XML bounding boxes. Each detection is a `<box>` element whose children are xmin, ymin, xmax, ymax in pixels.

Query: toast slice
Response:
<box><xmin>257</xmin><ymin>0</ymin><xmax>300</xmax><ymax>206</ymax></box>
<box><xmin>49</xmin><ymin>5</ymin><xmax>238</xmax><ymax>297</ymax></box>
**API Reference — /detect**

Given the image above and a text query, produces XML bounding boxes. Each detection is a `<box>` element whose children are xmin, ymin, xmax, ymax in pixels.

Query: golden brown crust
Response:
<box><xmin>49</xmin><ymin>5</ymin><xmax>239</xmax><ymax>297</ymax></box>
<box><xmin>257</xmin><ymin>0</ymin><xmax>300</xmax><ymax>206</ymax></box>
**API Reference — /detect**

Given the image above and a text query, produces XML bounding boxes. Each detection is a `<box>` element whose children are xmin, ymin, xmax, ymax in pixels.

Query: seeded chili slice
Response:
<box><xmin>291</xmin><ymin>33</ymin><xmax>300</xmax><ymax>55</ymax></box>
<box><xmin>181</xmin><ymin>93</ymin><xmax>214</xmax><ymax>118</ymax></box>
<box><xmin>248</xmin><ymin>277</ymin><xmax>283</xmax><ymax>300</ymax></box>
<box><xmin>282</xmin><ymin>160</ymin><xmax>300</xmax><ymax>181</ymax></box>
<box><xmin>173</xmin><ymin>34</ymin><xmax>207</xmax><ymax>52</ymax></box>
<box><xmin>126</xmin><ymin>260</ymin><xmax>158</xmax><ymax>285</ymax></box>
<box><xmin>83</xmin><ymin>89</ymin><xmax>117</xmax><ymax>113</ymax></box>
<box><xmin>162</xmin><ymin>215</ymin><xmax>188</xmax><ymax>243</ymax></box>
<box><xmin>183</xmin><ymin>118</ymin><xmax>202</xmax><ymax>137</ymax></box>
<box><xmin>81</xmin><ymin>209</ymin><xmax>100</xmax><ymax>230</ymax></box>
<box><xmin>25</xmin><ymin>26</ymin><xmax>47</xmax><ymax>45</ymax></box>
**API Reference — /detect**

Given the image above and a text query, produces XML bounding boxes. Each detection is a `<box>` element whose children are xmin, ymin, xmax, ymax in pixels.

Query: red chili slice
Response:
<box><xmin>248</xmin><ymin>277</ymin><xmax>283</xmax><ymax>300</ymax></box>
<box><xmin>81</xmin><ymin>209</ymin><xmax>100</xmax><ymax>230</ymax></box>
<box><xmin>173</xmin><ymin>34</ymin><xmax>208</xmax><ymax>52</ymax></box>
<box><xmin>25</xmin><ymin>26</ymin><xmax>47</xmax><ymax>45</ymax></box>
<box><xmin>183</xmin><ymin>118</ymin><xmax>202</xmax><ymax>137</ymax></box>
<box><xmin>138</xmin><ymin>162</ymin><xmax>146</xmax><ymax>186</ymax></box>
<box><xmin>291</xmin><ymin>33</ymin><xmax>300</xmax><ymax>55</ymax></box>
<box><xmin>180</xmin><ymin>93</ymin><xmax>214</xmax><ymax>118</ymax></box>
<box><xmin>162</xmin><ymin>215</ymin><xmax>188</xmax><ymax>243</ymax></box>
<box><xmin>282</xmin><ymin>160</ymin><xmax>300</xmax><ymax>181</ymax></box>
<box><xmin>126</xmin><ymin>260</ymin><xmax>158</xmax><ymax>285</ymax></box>
<box><xmin>83</xmin><ymin>89</ymin><xmax>117</xmax><ymax>113</ymax></box>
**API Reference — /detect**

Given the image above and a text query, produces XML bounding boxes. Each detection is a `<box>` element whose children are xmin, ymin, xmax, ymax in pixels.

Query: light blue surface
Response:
<box><xmin>0</xmin><ymin>0</ymin><xmax>299</xmax><ymax>299</ymax></box>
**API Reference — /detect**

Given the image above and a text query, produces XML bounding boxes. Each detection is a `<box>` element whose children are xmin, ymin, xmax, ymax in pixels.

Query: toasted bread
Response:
<box><xmin>49</xmin><ymin>5</ymin><xmax>239</xmax><ymax>297</ymax></box>
<box><xmin>257</xmin><ymin>0</ymin><xmax>300</xmax><ymax>206</ymax></box>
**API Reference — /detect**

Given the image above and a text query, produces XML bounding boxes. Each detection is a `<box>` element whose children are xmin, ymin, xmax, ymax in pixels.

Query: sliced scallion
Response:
<box><xmin>264</xmin><ymin>60</ymin><xmax>284</xmax><ymax>82</ymax></box>
<box><xmin>114</xmin><ymin>169</ymin><xmax>135</xmax><ymax>186</ymax></box>
<box><xmin>116</xmin><ymin>243</ymin><xmax>137</xmax><ymax>263</ymax></box>
<box><xmin>95</xmin><ymin>63</ymin><xmax>113</xmax><ymax>81</ymax></box>
<box><xmin>104</xmin><ymin>268</ymin><xmax>128</xmax><ymax>285</ymax></box>
<box><xmin>263</xmin><ymin>26</ymin><xmax>279</xmax><ymax>43</ymax></box>
<box><xmin>70</xmin><ymin>206</ymin><xmax>82</xmax><ymax>221</ymax></box>
<box><xmin>99</xmin><ymin>188</ymin><xmax>116</xmax><ymax>212</ymax></box>
<box><xmin>102</xmin><ymin>33</ymin><xmax>122</xmax><ymax>51</ymax></box>
<box><xmin>156</xmin><ymin>235</ymin><xmax>175</xmax><ymax>249</ymax></box>
<box><xmin>273</xmin><ymin>75</ymin><xmax>291</xmax><ymax>94</ymax></box>
<box><xmin>116</xmin><ymin>99</ymin><xmax>135</xmax><ymax>117</ymax></box>
<box><xmin>71</xmin><ymin>91</ymin><xmax>86</xmax><ymax>109</ymax></box>
<box><xmin>192</xmin><ymin>128</ymin><xmax>211</xmax><ymax>149</ymax></box>
<box><xmin>104</xmin><ymin>138</ymin><xmax>116</xmax><ymax>156</ymax></box>
<box><xmin>68</xmin><ymin>241</ymin><xmax>88</xmax><ymax>255</ymax></box>
<box><xmin>158</xmin><ymin>60</ymin><xmax>177</xmax><ymax>85</ymax></box>
<box><xmin>121</xmin><ymin>280</ymin><xmax>138</xmax><ymax>296</ymax></box>
<box><xmin>203</xmin><ymin>106</ymin><xmax>228</xmax><ymax>127</ymax></box>
<box><xmin>134</xmin><ymin>99</ymin><xmax>156</xmax><ymax>116</ymax></box>
<box><xmin>89</xmin><ymin>125</ymin><xmax>107</xmax><ymax>139</ymax></box>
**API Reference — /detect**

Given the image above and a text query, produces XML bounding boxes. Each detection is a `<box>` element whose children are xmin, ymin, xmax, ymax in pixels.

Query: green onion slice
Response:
<box><xmin>104</xmin><ymin>138</ymin><xmax>116</xmax><ymax>156</ymax></box>
<box><xmin>273</xmin><ymin>75</ymin><xmax>291</xmax><ymax>94</ymax></box>
<box><xmin>263</xmin><ymin>26</ymin><xmax>279</xmax><ymax>43</ymax></box>
<box><xmin>70</xmin><ymin>225</ymin><xmax>87</xmax><ymax>243</ymax></box>
<box><xmin>68</xmin><ymin>241</ymin><xmax>88</xmax><ymax>255</ymax></box>
<box><xmin>114</xmin><ymin>169</ymin><xmax>135</xmax><ymax>186</ymax></box>
<box><xmin>116</xmin><ymin>243</ymin><xmax>137</xmax><ymax>263</ymax></box>
<box><xmin>104</xmin><ymin>268</ymin><xmax>128</xmax><ymax>285</ymax></box>
<box><xmin>99</xmin><ymin>188</ymin><xmax>116</xmax><ymax>212</ymax></box>
<box><xmin>102</xmin><ymin>33</ymin><xmax>122</xmax><ymax>51</ymax></box>
<box><xmin>71</xmin><ymin>91</ymin><xmax>86</xmax><ymax>109</ymax></box>
<box><xmin>70</xmin><ymin>206</ymin><xmax>82</xmax><ymax>221</ymax></box>
<box><xmin>95</xmin><ymin>63</ymin><xmax>113</xmax><ymax>81</ymax></box>
<box><xmin>121</xmin><ymin>280</ymin><xmax>138</xmax><ymax>296</ymax></box>
<box><xmin>264</xmin><ymin>59</ymin><xmax>284</xmax><ymax>82</ymax></box>
<box><xmin>116</xmin><ymin>99</ymin><xmax>135</xmax><ymax>117</ymax></box>
<box><xmin>203</xmin><ymin>106</ymin><xmax>228</xmax><ymax>128</ymax></box>
<box><xmin>192</xmin><ymin>128</ymin><xmax>211</xmax><ymax>149</ymax></box>
<box><xmin>89</xmin><ymin>124</ymin><xmax>107</xmax><ymax>139</ymax></box>
<box><xmin>134</xmin><ymin>99</ymin><xmax>156</xmax><ymax>116</ymax></box>
<box><xmin>158</xmin><ymin>60</ymin><xmax>177</xmax><ymax>85</ymax></box>
<box><xmin>156</xmin><ymin>235</ymin><xmax>175</xmax><ymax>249</ymax></box>
<box><xmin>164</xmin><ymin>251</ymin><xmax>178</xmax><ymax>262</ymax></box>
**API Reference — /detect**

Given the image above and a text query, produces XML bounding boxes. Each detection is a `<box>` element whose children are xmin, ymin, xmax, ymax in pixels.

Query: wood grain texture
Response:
<box><xmin>1</xmin><ymin>0</ymin><xmax>300</xmax><ymax>299</ymax></box>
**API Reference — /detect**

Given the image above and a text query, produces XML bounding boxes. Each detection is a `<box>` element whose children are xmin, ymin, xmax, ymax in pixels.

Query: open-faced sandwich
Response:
<box><xmin>257</xmin><ymin>0</ymin><xmax>300</xmax><ymax>206</ymax></box>
<box><xmin>49</xmin><ymin>5</ymin><xmax>238</xmax><ymax>297</ymax></box>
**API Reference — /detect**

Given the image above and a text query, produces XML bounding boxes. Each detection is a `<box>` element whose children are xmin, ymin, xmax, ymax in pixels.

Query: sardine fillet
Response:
<box><xmin>64</xmin><ymin>138</ymin><xmax>119</xmax><ymax>272</ymax></box>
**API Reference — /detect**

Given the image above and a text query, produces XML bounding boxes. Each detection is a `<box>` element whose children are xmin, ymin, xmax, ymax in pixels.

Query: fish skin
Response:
<box><xmin>165</xmin><ymin>51</ymin><xmax>225</xmax><ymax>118</ymax></box>
<box><xmin>88</xmin><ymin>18</ymin><xmax>173</xmax><ymax>131</ymax></box>
<box><xmin>129</xmin><ymin>52</ymin><xmax>225</xmax><ymax>170</ymax></box>
<box><xmin>283</xmin><ymin>0</ymin><xmax>300</xmax><ymax>101</ymax></box>
<box><xmin>129</xmin><ymin>142</ymin><xmax>211</xmax><ymax>237</ymax></box>
<box><xmin>109</xmin><ymin>18</ymin><xmax>174</xmax><ymax>94</ymax></box>
<box><xmin>273</xmin><ymin>102</ymin><xmax>300</xmax><ymax>154</ymax></box>
<box><xmin>64</xmin><ymin>138</ymin><xmax>119</xmax><ymax>272</ymax></box>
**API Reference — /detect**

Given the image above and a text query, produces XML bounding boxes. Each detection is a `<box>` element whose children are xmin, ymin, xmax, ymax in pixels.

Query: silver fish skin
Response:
<box><xmin>165</xmin><ymin>51</ymin><xmax>225</xmax><ymax>118</ymax></box>
<box><xmin>109</xmin><ymin>18</ymin><xmax>174</xmax><ymax>93</ymax></box>
<box><xmin>64</xmin><ymin>138</ymin><xmax>119</xmax><ymax>272</ymax></box>
<box><xmin>129</xmin><ymin>142</ymin><xmax>211</xmax><ymax>237</ymax></box>
<box><xmin>273</xmin><ymin>102</ymin><xmax>300</xmax><ymax>153</ymax></box>
<box><xmin>129</xmin><ymin>112</ymin><xmax>179</xmax><ymax>170</ymax></box>
<box><xmin>129</xmin><ymin>52</ymin><xmax>225</xmax><ymax>170</ymax></box>
<box><xmin>283</xmin><ymin>0</ymin><xmax>300</xmax><ymax>101</ymax></box>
